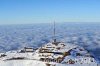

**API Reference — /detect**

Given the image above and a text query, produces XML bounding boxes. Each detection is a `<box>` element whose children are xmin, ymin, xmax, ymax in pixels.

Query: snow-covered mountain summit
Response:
<box><xmin>0</xmin><ymin>40</ymin><xmax>99</xmax><ymax>66</ymax></box>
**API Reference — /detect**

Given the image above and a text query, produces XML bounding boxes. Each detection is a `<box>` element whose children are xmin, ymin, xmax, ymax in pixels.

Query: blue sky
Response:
<box><xmin>0</xmin><ymin>0</ymin><xmax>100</xmax><ymax>24</ymax></box>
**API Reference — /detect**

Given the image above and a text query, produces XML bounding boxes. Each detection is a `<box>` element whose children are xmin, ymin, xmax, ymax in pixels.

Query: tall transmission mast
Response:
<box><xmin>53</xmin><ymin>21</ymin><xmax>56</xmax><ymax>43</ymax></box>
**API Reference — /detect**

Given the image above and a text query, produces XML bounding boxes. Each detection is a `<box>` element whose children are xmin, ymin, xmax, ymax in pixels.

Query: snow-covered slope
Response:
<box><xmin>0</xmin><ymin>60</ymin><xmax>46</xmax><ymax>66</ymax></box>
<box><xmin>0</xmin><ymin>41</ymin><xmax>99</xmax><ymax>66</ymax></box>
<box><xmin>0</xmin><ymin>60</ymin><xmax>99</xmax><ymax>66</ymax></box>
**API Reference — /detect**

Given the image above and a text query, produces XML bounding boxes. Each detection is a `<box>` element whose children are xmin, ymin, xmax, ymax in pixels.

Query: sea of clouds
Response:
<box><xmin>0</xmin><ymin>22</ymin><xmax>100</xmax><ymax>62</ymax></box>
